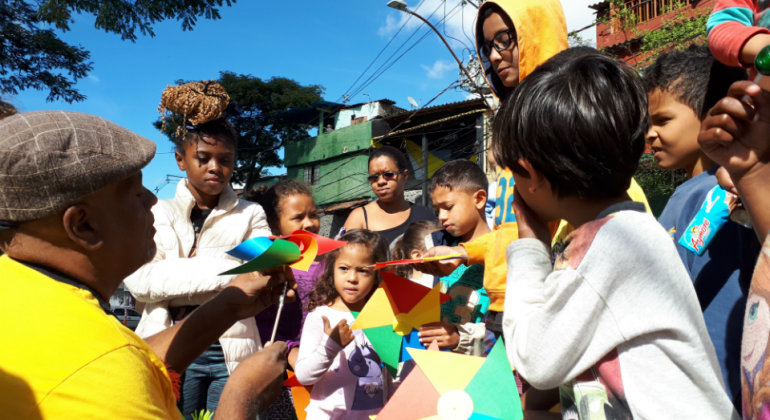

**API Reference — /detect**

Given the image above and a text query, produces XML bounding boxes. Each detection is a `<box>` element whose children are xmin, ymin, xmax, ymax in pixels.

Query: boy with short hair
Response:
<box><xmin>500</xmin><ymin>51</ymin><xmax>739</xmax><ymax>418</ymax></box>
<box><xmin>644</xmin><ymin>45</ymin><xmax>759</xmax><ymax>410</ymax></box>
<box><xmin>416</xmin><ymin>160</ymin><xmax>491</xmax><ymax>355</ymax></box>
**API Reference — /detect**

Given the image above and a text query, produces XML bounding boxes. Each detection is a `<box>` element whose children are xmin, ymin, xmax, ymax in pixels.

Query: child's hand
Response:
<box><xmin>699</xmin><ymin>81</ymin><xmax>770</xmax><ymax>181</ymax></box>
<box><xmin>512</xmin><ymin>189</ymin><xmax>551</xmax><ymax>245</ymax></box>
<box><xmin>411</xmin><ymin>246</ymin><xmax>466</xmax><ymax>277</ymax></box>
<box><xmin>716</xmin><ymin>167</ymin><xmax>739</xmax><ymax>196</ymax></box>
<box><xmin>418</xmin><ymin>322</ymin><xmax>460</xmax><ymax>349</ymax></box>
<box><xmin>322</xmin><ymin>316</ymin><xmax>355</xmax><ymax>348</ymax></box>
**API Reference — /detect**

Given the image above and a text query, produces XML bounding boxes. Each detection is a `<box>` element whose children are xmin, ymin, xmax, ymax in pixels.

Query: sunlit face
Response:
<box><xmin>646</xmin><ymin>89</ymin><xmax>703</xmax><ymax>172</ymax></box>
<box><xmin>431</xmin><ymin>186</ymin><xmax>485</xmax><ymax>239</ymax></box>
<box><xmin>369</xmin><ymin>156</ymin><xmax>407</xmax><ymax>202</ymax></box>
<box><xmin>482</xmin><ymin>12</ymin><xmax>520</xmax><ymax>88</ymax></box>
<box><xmin>176</xmin><ymin>134</ymin><xmax>235</xmax><ymax>203</ymax></box>
<box><xmin>278</xmin><ymin>193</ymin><xmax>320</xmax><ymax>236</ymax></box>
<box><xmin>743</xmin><ymin>292</ymin><xmax>770</xmax><ymax>373</ymax></box>
<box><xmin>333</xmin><ymin>244</ymin><xmax>377</xmax><ymax>311</ymax></box>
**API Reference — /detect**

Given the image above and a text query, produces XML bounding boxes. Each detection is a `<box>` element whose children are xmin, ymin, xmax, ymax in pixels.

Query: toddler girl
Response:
<box><xmin>295</xmin><ymin>230</ymin><xmax>390</xmax><ymax>419</ymax></box>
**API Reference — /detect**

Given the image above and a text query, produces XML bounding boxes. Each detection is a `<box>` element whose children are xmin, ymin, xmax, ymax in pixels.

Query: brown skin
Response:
<box><xmin>0</xmin><ymin>172</ymin><xmax>157</xmax><ymax>301</ymax></box>
<box><xmin>343</xmin><ymin>156</ymin><xmax>411</xmax><ymax>232</ymax></box>
<box><xmin>482</xmin><ymin>11</ymin><xmax>521</xmax><ymax>88</ymax></box>
<box><xmin>0</xmin><ymin>170</ymin><xmax>297</xmax><ymax>420</ymax></box>
<box><xmin>175</xmin><ymin>134</ymin><xmax>235</xmax><ymax>209</ymax></box>
<box><xmin>431</xmin><ymin>186</ymin><xmax>490</xmax><ymax>243</ymax></box>
<box><xmin>699</xmin><ymin>80</ymin><xmax>770</xmax><ymax>241</ymax></box>
<box><xmin>646</xmin><ymin>89</ymin><xmax>716</xmax><ymax>178</ymax></box>
<box><xmin>278</xmin><ymin>193</ymin><xmax>321</xmax><ymax>235</ymax></box>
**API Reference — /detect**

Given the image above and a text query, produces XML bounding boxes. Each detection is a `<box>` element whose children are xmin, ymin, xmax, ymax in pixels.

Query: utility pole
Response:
<box><xmin>422</xmin><ymin>133</ymin><xmax>428</xmax><ymax>207</ymax></box>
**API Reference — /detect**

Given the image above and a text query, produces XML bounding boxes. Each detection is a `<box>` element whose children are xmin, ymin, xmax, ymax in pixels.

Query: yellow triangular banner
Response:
<box><xmin>351</xmin><ymin>287</ymin><xmax>395</xmax><ymax>330</ymax></box>
<box><xmin>407</xmin><ymin>347</ymin><xmax>486</xmax><ymax>396</ymax></box>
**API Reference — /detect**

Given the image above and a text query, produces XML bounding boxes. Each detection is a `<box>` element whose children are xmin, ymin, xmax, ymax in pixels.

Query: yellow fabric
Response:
<box><xmin>475</xmin><ymin>0</ymin><xmax>568</xmax><ymax>99</ymax></box>
<box><xmin>464</xmin><ymin>177</ymin><xmax>652</xmax><ymax>312</ymax></box>
<box><xmin>0</xmin><ymin>255</ymin><xmax>181</xmax><ymax>420</ymax></box>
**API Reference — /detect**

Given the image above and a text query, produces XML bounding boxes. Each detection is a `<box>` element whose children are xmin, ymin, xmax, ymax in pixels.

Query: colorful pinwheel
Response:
<box><xmin>350</xmin><ymin>271</ymin><xmax>451</xmax><ymax>376</ymax></box>
<box><xmin>221</xmin><ymin>230</ymin><xmax>346</xmax><ymax>275</ymax></box>
<box><xmin>374</xmin><ymin>339</ymin><xmax>523</xmax><ymax>420</ymax></box>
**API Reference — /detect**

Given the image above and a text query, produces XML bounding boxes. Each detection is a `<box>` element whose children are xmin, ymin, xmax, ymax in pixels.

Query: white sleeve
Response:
<box><xmin>454</xmin><ymin>321</ymin><xmax>486</xmax><ymax>355</ymax></box>
<box><xmin>502</xmin><ymin>239</ymin><xmax>626</xmax><ymax>389</ymax></box>
<box><xmin>295</xmin><ymin>311</ymin><xmax>344</xmax><ymax>386</ymax></box>
<box><xmin>244</xmin><ymin>203</ymin><xmax>271</xmax><ymax>240</ymax></box>
<box><xmin>124</xmin><ymin>205</ymin><xmax>241</xmax><ymax>303</ymax></box>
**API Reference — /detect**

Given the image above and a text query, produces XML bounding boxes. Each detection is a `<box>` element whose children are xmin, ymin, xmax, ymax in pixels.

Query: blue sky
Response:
<box><xmin>11</xmin><ymin>0</ymin><xmax>597</xmax><ymax>199</ymax></box>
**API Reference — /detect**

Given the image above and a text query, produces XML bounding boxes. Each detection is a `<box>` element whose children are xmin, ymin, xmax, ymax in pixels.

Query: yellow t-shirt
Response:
<box><xmin>0</xmin><ymin>255</ymin><xmax>182</xmax><ymax>420</ymax></box>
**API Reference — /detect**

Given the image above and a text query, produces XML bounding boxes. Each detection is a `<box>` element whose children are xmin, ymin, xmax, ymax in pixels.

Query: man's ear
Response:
<box><xmin>518</xmin><ymin>159</ymin><xmax>546</xmax><ymax>194</ymax></box>
<box><xmin>175</xmin><ymin>150</ymin><xmax>186</xmax><ymax>171</ymax></box>
<box><xmin>473</xmin><ymin>189</ymin><xmax>487</xmax><ymax>210</ymax></box>
<box><xmin>62</xmin><ymin>205</ymin><xmax>103</xmax><ymax>252</ymax></box>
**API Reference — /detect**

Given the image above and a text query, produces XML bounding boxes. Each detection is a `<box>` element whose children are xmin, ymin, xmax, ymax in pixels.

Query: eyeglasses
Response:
<box><xmin>367</xmin><ymin>171</ymin><xmax>402</xmax><ymax>183</ymax></box>
<box><xmin>480</xmin><ymin>29</ymin><xmax>516</xmax><ymax>58</ymax></box>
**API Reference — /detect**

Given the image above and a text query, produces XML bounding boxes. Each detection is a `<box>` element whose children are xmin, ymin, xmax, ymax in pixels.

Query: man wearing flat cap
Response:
<box><xmin>0</xmin><ymin>111</ymin><xmax>292</xmax><ymax>419</ymax></box>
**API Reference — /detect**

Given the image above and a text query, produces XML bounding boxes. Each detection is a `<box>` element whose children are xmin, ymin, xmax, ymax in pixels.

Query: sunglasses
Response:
<box><xmin>480</xmin><ymin>29</ymin><xmax>516</xmax><ymax>58</ymax></box>
<box><xmin>367</xmin><ymin>171</ymin><xmax>402</xmax><ymax>183</ymax></box>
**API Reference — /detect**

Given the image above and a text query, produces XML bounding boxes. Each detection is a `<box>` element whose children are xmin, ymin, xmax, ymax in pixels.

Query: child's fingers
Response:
<box><xmin>321</xmin><ymin>316</ymin><xmax>331</xmax><ymax>331</ymax></box>
<box><xmin>419</xmin><ymin>322</ymin><xmax>444</xmax><ymax>330</ymax></box>
<box><xmin>336</xmin><ymin>319</ymin><xmax>350</xmax><ymax>331</ymax></box>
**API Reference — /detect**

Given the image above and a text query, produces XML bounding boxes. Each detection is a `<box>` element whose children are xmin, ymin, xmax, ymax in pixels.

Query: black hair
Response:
<box><xmin>428</xmin><ymin>159</ymin><xmax>489</xmax><ymax>194</ymax></box>
<box><xmin>244</xmin><ymin>179</ymin><xmax>315</xmax><ymax>235</ymax></box>
<box><xmin>643</xmin><ymin>44</ymin><xmax>748</xmax><ymax>118</ymax></box>
<box><xmin>482</xmin><ymin>3</ymin><xmax>502</xmax><ymax>21</ymax></box>
<box><xmin>368</xmin><ymin>145</ymin><xmax>408</xmax><ymax>172</ymax></box>
<box><xmin>174</xmin><ymin>118</ymin><xmax>238</xmax><ymax>154</ymax></box>
<box><xmin>391</xmin><ymin>220</ymin><xmax>443</xmax><ymax>278</ymax></box>
<box><xmin>305</xmin><ymin>229</ymin><xmax>389</xmax><ymax>313</ymax></box>
<box><xmin>493</xmin><ymin>51</ymin><xmax>648</xmax><ymax>200</ymax></box>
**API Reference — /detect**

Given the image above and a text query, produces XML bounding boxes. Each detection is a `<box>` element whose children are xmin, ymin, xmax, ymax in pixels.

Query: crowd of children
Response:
<box><xmin>106</xmin><ymin>0</ymin><xmax>770</xmax><ymax>419</ymax></box>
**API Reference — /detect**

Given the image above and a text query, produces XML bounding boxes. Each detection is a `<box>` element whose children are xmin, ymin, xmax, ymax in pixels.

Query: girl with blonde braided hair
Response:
<box><xmin>125</xmin><ymin>80</ymin><xmax>274</xmax><ymax>419</ymax></box>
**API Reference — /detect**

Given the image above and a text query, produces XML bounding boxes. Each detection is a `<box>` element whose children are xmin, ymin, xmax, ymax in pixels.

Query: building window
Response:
<box><xmin>305</xmin><ymin>165</ymin><xmax>321</xmax><ymax>185</ymax></box>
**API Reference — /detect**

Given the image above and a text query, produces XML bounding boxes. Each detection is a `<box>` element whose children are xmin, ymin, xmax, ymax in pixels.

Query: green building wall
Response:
<box><xmin>285</xmin><ymin>120</ymin><xmax>383</xmax><ymax>205</ymax></box>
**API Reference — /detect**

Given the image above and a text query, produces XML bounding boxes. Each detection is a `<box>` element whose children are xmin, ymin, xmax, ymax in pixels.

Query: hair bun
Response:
<box><xmin>158</xmin><ymin>80</ymin><xmax>230</xmax><ymax>126</ymax></box>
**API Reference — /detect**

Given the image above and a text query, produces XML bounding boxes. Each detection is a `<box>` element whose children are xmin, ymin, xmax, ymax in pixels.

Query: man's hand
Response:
<box><xmin>214</xmin><ymin>341</ymin><xmax>288</xmax><ymax>420</ymax></box>
<box><xmin>410</xmin><ymin>246</ymin><xmax>467</xmax><ymax>277</ymax></box>
<box><xmin>418</xmin><ymin>322</ymin><xmax>460</xmax><ymax>349</ymax></box>
<box><xmin>512</xmin><ymin>190</ymin><xmax>551</xmax><ymax>245</ymax></box>
<box><xmin>219</xmin><ymin>266</ymin><xmax>298</xmax><ymax>323</ymax></box>
<box><xmin>322</xmin><ymin>316</ymin><xmax>355</xmax><ymax>348</ymax></box>
<box><xmin>699</xmin><ymin>81</ymin><xmax>770</xmax><ymax>181</ymax></box>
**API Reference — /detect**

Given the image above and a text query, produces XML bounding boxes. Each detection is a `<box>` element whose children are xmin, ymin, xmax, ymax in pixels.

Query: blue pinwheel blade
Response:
<box><xmin>226</xmin><ymin>237</ymin><xmax>274</xmax><ymax>261</ymax></box>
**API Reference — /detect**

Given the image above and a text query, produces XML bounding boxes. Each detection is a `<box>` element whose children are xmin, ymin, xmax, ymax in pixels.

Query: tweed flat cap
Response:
<box><xmin>0</xmin><ymin>111</ymin><xmax>156</xmax><ymax>226</ymax></box>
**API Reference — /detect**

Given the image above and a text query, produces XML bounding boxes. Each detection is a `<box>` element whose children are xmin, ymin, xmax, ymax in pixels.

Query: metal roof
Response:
<box><xmin>274</xmin><ymin>99</ymin><xmax>399</xmax><ymax>124</ymax></box>
<box><xmin>320</xmin><ymin>198</ymin><xmax>369</xmax><ymax>214</ymax></box>
<box><xmin>588</xmin><ymin>1</ymin><xmax>609</xmax><ymax>10</ymax></box>
<box><xmin>382</xmin><ymin>97</ymin><xmax>487</xmax><ymax>120</ymax></box>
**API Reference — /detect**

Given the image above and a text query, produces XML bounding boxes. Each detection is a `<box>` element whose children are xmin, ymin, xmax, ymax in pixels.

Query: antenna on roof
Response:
<box><xmin>342</xmin><ymin>94</ymin><xmax>350</xmax><ymax>104</ymax></box>
<box><xmin>408</xmin><ymin>96</ymin><xmax>420</xmax><ymax>110</ymax></box>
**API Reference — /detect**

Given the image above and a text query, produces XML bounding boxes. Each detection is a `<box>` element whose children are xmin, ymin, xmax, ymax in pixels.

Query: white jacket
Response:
<box><xmin>125</xmin><ymin>179</ymin><xmax>271</xmax><ymax>373</ymax></box>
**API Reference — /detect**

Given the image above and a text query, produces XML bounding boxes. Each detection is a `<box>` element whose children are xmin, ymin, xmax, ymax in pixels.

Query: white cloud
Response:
<box><xmin>422</xmin><ymin>60</ymin><xmax>455</xmax><ymax>79</ymax></box>
<box><xmin>378</xmin><ymin>0</ymin><xmax>598</xmax><ymax>50</ymax></box>
<box><xmin>88</xmin><ymin>75</ymin><xmax>100</xmax><ymax>83</ymax></box>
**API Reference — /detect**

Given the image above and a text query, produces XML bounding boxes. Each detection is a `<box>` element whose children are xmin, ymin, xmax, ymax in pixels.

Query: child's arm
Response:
<box><xmin>294</xmin><ymin>312</ymin><xmax>354</xmax><ymax>386</ymax></box>
<box><xmin>699</xmin><ymin>80</ymin><xmax>770</xmax><ymax>240</ymax></box>
<box><xmin>708</xmin><ymin>0</ymin><xmax>770</xmax><ymax>67</ymax></box>
<box><xmin>502</xmin><ymin>192</ymin><xmax>624</xmax><ymax>389</ymax></box>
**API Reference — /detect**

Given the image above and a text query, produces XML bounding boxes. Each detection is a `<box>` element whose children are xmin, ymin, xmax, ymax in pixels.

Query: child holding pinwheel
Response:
<box><xmin>124</xmin><ymin>81</ymin><xmax>271</xmax><ymax>419</ymax></box>
<box><xmin>245</xmin><ymin>179</ymin><xmax>323</xmax><ymax>419</ymax></box>
<box><xmin>296</xmin><ymin>230</ymin><xmax>391</xmax><ymax>419</ymax></box>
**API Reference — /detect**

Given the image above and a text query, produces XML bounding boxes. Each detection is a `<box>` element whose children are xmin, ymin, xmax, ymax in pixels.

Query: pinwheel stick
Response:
<box><xmin>270</xmin><ymin>282</ymin><xmax>289</xmax><ymax>343</ymax></box>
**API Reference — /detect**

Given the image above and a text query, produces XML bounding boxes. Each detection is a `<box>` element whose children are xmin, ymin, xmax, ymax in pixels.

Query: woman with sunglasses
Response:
<box><xmin>343</xmin><ymin>146</ymin><xmax>436</xmax><ymax>246</ymax></box>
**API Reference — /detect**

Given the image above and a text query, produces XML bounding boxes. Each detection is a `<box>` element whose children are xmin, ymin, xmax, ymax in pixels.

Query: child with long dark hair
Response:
<box><xmin>295</xmin><ymin>230</ymin><xmax>390</xmax><ymax>419</ymax></box>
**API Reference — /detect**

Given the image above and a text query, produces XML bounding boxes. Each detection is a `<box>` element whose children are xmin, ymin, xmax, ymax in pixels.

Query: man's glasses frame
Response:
<box><xmin>367</xmin><ymin>171</ymin><xmax>403</xmax><ymax>183</ymax></box>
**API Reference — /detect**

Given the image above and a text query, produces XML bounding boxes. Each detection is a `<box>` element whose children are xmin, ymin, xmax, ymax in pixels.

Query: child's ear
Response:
<box><xmin>410</xmin><ymin>250</ymin><xmax>423</xmax><ymax>260</ymax></box>
<box><xmin>518</xmin><ymin>159</ymin><xmax>546</xmax><ymax>194</ymax></box>
<box><xmin>175</xmin><ymin>150</ymin><xmax>186</xmax><ymax>171</ymax></box>
<box><xmin>473</xmin><ymin>189</ymin><xmax>487</xmax><ymax>211</ymax></box>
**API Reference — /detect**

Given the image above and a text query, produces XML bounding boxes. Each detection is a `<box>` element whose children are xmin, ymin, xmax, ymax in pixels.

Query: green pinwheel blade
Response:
<box><xmin>363</xmin><ymin>325</ymin><xmax>403</xmax><ymax>377</ymax></box>
<box><xmin>220</xmin><ymin>239</ymin><xmax>301</xmax><ymax>275</ymax></box>
<box><xmin>464</xmin><ymin>340</ymin><xmax>523</xmax><ymax>420</ymax></box>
